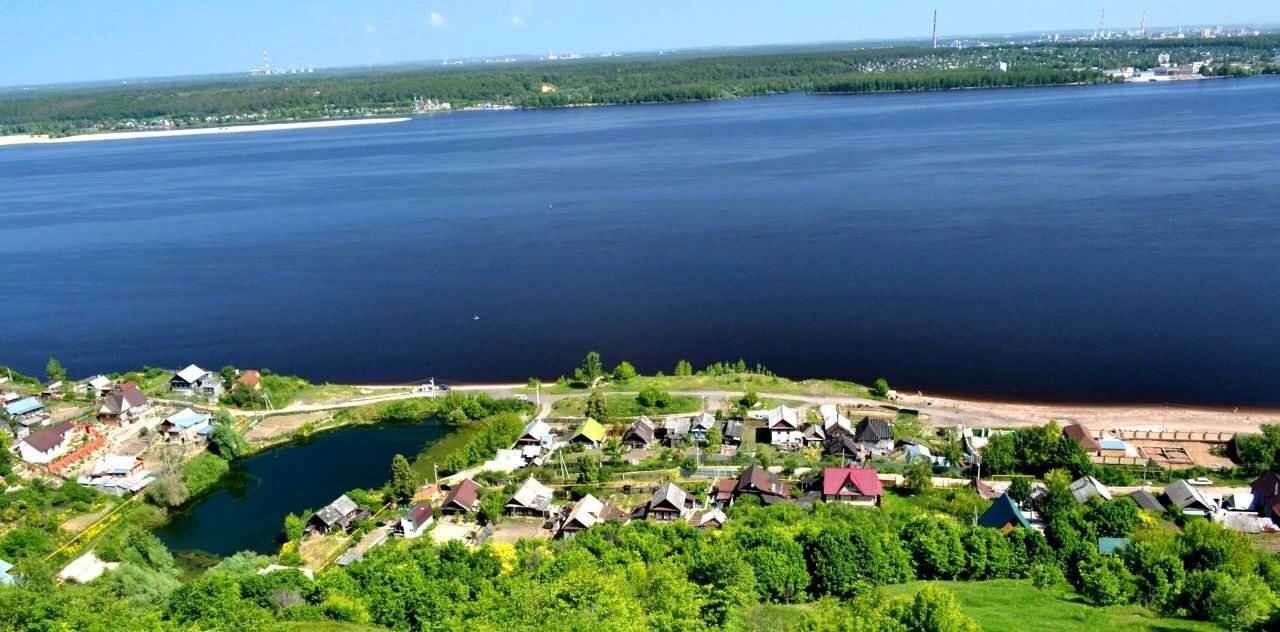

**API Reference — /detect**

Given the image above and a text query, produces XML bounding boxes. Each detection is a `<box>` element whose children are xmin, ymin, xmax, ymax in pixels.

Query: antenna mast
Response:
<box><xmin>1139</xmin><ymin>11</ymin><xmax>1146</xmax><ymax>38</ymax></box>
<box><xmin>262</xmin><ymin>47</ymin><xmax>272</xmax><ymax>75</ymax></box>
<box><xmin>932</xmin><ymin>10</ymin><xmax>938</xmax><ymax>49</ymax></box>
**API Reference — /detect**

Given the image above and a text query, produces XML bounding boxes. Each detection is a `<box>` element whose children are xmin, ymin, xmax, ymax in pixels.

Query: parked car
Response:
<box><xmin>1188</xmin><ymin>477</ymin><xmax>1214</xmax><ymax>486</ymax></box>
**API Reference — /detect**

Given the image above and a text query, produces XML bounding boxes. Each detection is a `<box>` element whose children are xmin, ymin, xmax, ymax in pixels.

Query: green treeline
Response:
<box><xmin>1</xmin><ymin>34</ymin><xmax>1276</xmax><ymax>137</ymax></box>
<box><xmin>811</xmin><ymin>69</ymin><xmax>1113</xmax><ymax>93</ymax></box>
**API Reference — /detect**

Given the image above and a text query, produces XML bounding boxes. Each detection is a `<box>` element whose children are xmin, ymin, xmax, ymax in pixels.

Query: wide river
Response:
<box><xmin>3</xmin><ymin>78</ymin><xmax>1279</xmax><ymax>404</ymax></box>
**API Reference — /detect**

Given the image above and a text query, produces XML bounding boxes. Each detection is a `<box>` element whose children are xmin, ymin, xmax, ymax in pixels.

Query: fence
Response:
<box><xmin>1113</xmin><ymin>430</ymin><xmax>1235</xmax><ymax>443</ymax></box>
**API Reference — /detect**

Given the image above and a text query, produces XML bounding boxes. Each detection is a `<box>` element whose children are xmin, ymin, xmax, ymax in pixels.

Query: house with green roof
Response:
<box><xmin>571</xmin><ymin>418</ymin><xmax>606</xmax><ymax>447</ymax></box>
<box><xmin>976</xmin><ymin>493</ymin><xmax>1031</xmax><ymax>532</ymax></box>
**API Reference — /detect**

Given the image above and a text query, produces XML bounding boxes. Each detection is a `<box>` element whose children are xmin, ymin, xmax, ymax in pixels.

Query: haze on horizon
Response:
<box><xmin>1</xmin><ymin>0</ymin><xmax>1278</xmax><ymax>87</ymax></box>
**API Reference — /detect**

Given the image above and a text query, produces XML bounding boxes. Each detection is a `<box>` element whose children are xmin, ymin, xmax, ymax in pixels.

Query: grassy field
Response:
<box><xmin>531</xmin><ymin>373</ymin><xmax>873</xmax><ymax>399</ymax></box>
<box><xmin>551</xmin><ymin>394</ymin><xmax>703</xmax><ymax>418</ymax></box>
<box><xmin>882</xmin><ymin>580</ymin><xmax>1218</xmax><ymax>632</ymax></box>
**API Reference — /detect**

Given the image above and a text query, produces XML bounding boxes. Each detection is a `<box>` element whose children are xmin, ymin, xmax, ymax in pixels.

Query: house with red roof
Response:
<box><xmin>236</xmin><ymin>370</ymin><xmax>262</xmax><ymax>390</ymax></box>
<box><xmin>820</xmin><ymin>466</ymin><xmax>883</xmax><ymax>506</ymax></box>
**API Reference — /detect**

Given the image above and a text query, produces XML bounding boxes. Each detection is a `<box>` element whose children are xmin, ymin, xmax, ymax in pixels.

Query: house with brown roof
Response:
<box><xmin>727</xmin><ymin>464</ymin><xmax>788</xmax><ymax>504</ymax></box>
<box><xmin>1062</xmin><ymin>423</ymin><xmax>1103</xmax><ymax>454</ymax></box>
<box><xmin>622</xmin><ymin>416</ymin><xmax>656</xmax><ymax>449</ymax></box>
<box><xmin>1251</xmin><ymin>472</ymin><xmax>1280</xmax><ymax>518</ymax></box>
<box><xmin>440</xmin><ymin>478</ymin><xmax>482</xmax><ymax>515</ymax></box>
<box><xmin>98</xmin><ymin>386</ymin><xmax>150</xmax><ymax>425</ymax></box>
<box><xmin>819</xmin><ymin>466</ymin><xmax>883</xmax><ymax>506</ymax></box>
<box><xmin>397</xmin><ymin>502</ymin><xmax>434</xmax><ymax>539</ymax></box>
<box><xmin>236</xmin><ymin>370</ymin><xmax>262</xmax><ymax>390</ymax></box>
<box><xmin>18</xmin><ymin>422</ymin><xmax>80</xmax><ymax>464</ymax></box>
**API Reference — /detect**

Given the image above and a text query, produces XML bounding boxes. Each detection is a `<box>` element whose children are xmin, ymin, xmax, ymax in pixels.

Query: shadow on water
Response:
<box><xmin>154</xmin><ymin>414</ymin><xmax>447</xmax><ymax>559</ymax></box>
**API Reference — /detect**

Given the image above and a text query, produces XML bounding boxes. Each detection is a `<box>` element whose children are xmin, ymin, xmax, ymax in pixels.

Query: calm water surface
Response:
<box><xmin>2</xmin><ymin>78</ymin><xmax>1279</xmax><ymax>404</ymax></box>
<box><xmin>155</xmin><ymin>417</ymin><xmax>445</xmax><ymax>556</ymax></box>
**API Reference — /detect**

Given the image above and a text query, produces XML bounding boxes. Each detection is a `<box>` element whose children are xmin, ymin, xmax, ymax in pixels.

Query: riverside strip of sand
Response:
<box><xmin>0</xmin><ymin>117</ymin><xmax>411</xmax><ymax>146</ymax></box>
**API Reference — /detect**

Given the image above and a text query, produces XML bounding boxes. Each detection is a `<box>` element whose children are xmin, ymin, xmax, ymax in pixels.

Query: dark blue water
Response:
<box><xmin>2</xmin><ymin>78</ymin><xmax>1279</xmax><ymax>404</ymax></box>
<box><xmin>155</xmin><ymin>417</ymin><xmax>445</xmax><ymax>556</ymax></box>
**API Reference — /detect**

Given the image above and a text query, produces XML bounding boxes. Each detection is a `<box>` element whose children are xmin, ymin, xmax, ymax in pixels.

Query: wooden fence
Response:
<box><xmin>1113</xmin><ymin>430</ymin><xmax>1235</xmax><ymax>443</ymax></box>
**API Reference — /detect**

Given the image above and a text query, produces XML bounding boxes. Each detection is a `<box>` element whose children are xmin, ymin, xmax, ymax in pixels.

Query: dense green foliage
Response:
<box><xmin>979</xmin><ymin>420</ymin><xmax>1093</xmax><ymax>478</ymax></box>
<box><xmin>438</xmin><ymin>412</ymin><xmax>524</xmax><ymax>475</ymax></box>
<box><xmin>435</xmin><ymin>391</ymin><xmax>533</xmax><ymax>426</ymax></box>
<box><xmin>6</xmin><ymin>36</ymin><xmax>1275</xmax><ymax>138</ymax></box>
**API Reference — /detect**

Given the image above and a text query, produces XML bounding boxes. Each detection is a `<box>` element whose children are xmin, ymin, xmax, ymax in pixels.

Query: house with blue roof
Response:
<box><xmin>4</xmin><ymin>396</ymin><xmax>46</xmax><ymax>426</ymax></box>
<box><xmin>159</xmin><ymin>408</ymin><xmax>211</xmax><ymax>443</ymax></box>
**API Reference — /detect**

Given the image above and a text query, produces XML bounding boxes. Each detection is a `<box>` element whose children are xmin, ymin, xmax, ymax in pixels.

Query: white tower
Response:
<box><xmin>932</xmin><ymin>10</ymin><xmax>938</xmax><ymax>49</ymax></box>
<box><xmin>262</xmin><ymin>47</ymin><xmax>272</xmax><ymax>75</ymax></box>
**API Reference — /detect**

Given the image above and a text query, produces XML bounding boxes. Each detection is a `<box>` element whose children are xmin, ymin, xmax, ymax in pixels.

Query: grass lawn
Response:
<box><xmin>551</xmin><ymin>394</ymin><xmax>703</xmax><ymax>418</ymax></box>
<box><xmin>883</xmin><ymin>580</ymin><xmax>1217</xmax><ymax>632</ymax></box>
<box><xmin>529</xmin><ymin>374</ymin><xmax>872</xmax><ymax>399</ymax></box>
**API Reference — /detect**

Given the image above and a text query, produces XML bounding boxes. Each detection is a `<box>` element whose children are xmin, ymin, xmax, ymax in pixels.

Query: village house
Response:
<box><xmin>4</xmin><ymin>396</ymin><xmax>46</xmax><ymax>429</ymax></box>
<box><xmin>18</xmin><ymin>422</ymin><xmax>80</xmax><ymax>464</ymax></box>
<box><xmin>691</xmin><ymin>508</ymin><xmax>727</xmax><ymax>529</ymax></box>
<box><xmin>557</xmin><ymin>494</ymin><xmax>628</xmax><ymax>537</ymax></box>
<box><xmin>1062</xmin><ymin>423</ymin><xmax>1102</xmax><ymax>454</ymax></box>
<box><xmin>440</xmin><ymin>478</ymin><xmax>483</xmax><ymax>515</ymax></box>
<box><xmin>767</xmin><ymin>406</ymin><xmax>802</xmax><ymax>448</ymax></box>
<box><xmin>78</xmin><ymin>454</ymin><xmax>150</xmax><ymax>496</ymax></box>
<box><xmin>641</xmin><ymin>481</ymin><xmax>695</xmax><ymax>521</ymax></box>
<box><xmin>505</xmin><ymin>476</ymin><xmax>554</xmax><ymax>518</ymax></box>
<box><xmin>516</xmin><ymin>419</ymin><xmax>554</xmax><ymax>447</ymax></box>
<box><xmin>721</xmin><ymin>420</ymin><xmax>744</xmax><ymax>446</ymax></box>
<box><xmin>397</xmin><ymin>502</ymin><xmax>434</xmax><ymax>539</ymax></box>
<box><xmin>159</xmin><ymin>408</ymin><xmax>211</xmax><ymax>443</ymax></box>
<box><xmin>722</xmin><ymin>464</ymin><xmax>788</xmax><ymax>505</ymax></box>
<box><xmin>1069</xmin><ymin>475</ymin><xmax>1112</xmax><ymax>504</ymax></box>
<box><xmin>689</xmin><ymin>412</ymin><xmax>718</xmax><ymax>444</ymax></box>
<box><xmin>98</xmin><ymin>386</ymin><xmax>150</xmax><ymax>425</ymax></box>
<box><xmin>801</xmin><ymin>423</ymin><xmax>826</xmax><ymax>448</ymax></box>
<box><xmin>570</xmin><ymin>418</ymin><xmax>606</xmax><ymax>448</ymax></box>
<box><xmin>41</xmin><ymin>379</ymin><xmax>64</xmax><ymax>399</ymax></box>
<box><xmin>1251</xmin><ymin>472</ymin><xmax>1280</xmax><ymax>518</ymax></box>
<box><xmin>309</xmin><ymin>494</ymin><xmax>367</xmax><ymax>535</ymax></box>
<box><xmin>820</xmin><ymin>404</ymin><xmax>854</xmax><ymax>436</ymax></box>
<box><xmin>85</xmin><ymin>375</ymin><xmax>116</xmax><ymax>396</ymax></box>
<box><xmin>1129</xmin><ymin>490</ymin><xmax>1167</xmax><ymax>513</ymax></box>
<box><xmin>660</xmin><ymin>417</ymin><xmax>691</xmax><ymax>447</ymax></box>
<box><xmin>826</xmin><ymin>433</ymin><xmax>860</xmax><ymax>460</ymax></box>
<box><xmin>1165</xmin><ymin>479</ymin><xmax>1216</xmax><ymax>516</ymax></box>
<box><xmin>235</xmin><ymin>370</ymin><xmax>262</xmax><ymax>390</ymax></box>
<box><xmin>977</xmin><ymin>494</ymin><xmax>1032</xmax><ymax>532</ymax></box>
<box><xmin>169</xmin><ymin>364</ymin><xmax>224</xmax><ymax>401</ymax></box>
<box><xmin>621</xmin><ymin>416</ymin><xmax>656</xmax><ymax>450</ymax></box>
<box><xmin>853</xmin><ymin>417</ymin><xmax>894</xmax><ymax>452</ymax></box>
<box><xmin>819</xmin><ymin>466</ymin><xmax>883</xmax><ymax>506</ymax></box>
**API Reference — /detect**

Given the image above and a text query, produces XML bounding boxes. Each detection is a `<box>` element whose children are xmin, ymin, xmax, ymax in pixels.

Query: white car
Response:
<box><xmin>1187</xmin><ymin>477</ymin><xmax>1213</xmax><ymax>486</ymax></box>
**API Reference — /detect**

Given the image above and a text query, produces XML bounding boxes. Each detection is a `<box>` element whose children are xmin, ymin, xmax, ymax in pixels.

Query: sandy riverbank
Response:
<box><xmin>0</xmin><ymin>117</ymin><xmax>411</xmax><ymax>146</ymax></box>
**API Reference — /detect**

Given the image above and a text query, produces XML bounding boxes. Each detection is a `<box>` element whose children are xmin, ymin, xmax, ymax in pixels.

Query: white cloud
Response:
<box><xmin>428</xmin><ymin>12</ymin><xmax>446</xmax><ymax>28</ymax></box>
<box><xmin>511</xmin><ymin>16</ymin><xmax>525</xmax><ymax>26</ymax></box>
<box><xmin>364</xmin><ymin>24</ymin><xmax>377</xmax><ymax>34</ymax></box>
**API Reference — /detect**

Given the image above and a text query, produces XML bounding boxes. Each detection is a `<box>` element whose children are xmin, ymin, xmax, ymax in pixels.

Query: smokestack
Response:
<box><xmin>932</xmin><ymin>10</ymin><xmax>938</xmax><ymax>49</ymax></box>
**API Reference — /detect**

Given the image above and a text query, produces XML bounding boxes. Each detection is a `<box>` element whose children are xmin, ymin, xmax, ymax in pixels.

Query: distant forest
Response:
<box><xmin>1</xmin><ymin>35</ymin><xmax>1277</xmax><ymax>137</ymax></box>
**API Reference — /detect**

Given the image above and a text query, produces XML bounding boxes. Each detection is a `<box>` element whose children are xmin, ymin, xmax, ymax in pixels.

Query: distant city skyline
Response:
<box><xmin>1</xmin><ymin>0</ymin><xmax>1278</xmax><ymax>87</ymax></box>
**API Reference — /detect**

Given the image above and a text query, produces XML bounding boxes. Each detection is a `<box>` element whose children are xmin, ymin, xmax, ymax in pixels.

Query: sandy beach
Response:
<box><xmin>0</xmin><ymin>117</ymin><xmax>411</xmax><ymax>146</ymax></box>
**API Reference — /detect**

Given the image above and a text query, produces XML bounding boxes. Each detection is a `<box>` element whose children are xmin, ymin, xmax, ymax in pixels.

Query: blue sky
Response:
<box><xmin>0</xmin><ymin>0</ymin><xmax>1276</xmax><ymax>86</ymax></box>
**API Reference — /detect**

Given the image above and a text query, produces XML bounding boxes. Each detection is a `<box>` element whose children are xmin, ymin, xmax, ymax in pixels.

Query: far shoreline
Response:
<box><xmin>0</xmin><ymin>116</ymin><xmax>411</xmax><ymax>147</ymax></box>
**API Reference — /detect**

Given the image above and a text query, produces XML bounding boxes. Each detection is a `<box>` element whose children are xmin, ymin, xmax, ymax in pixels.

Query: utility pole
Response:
<box><xmin>433</xmin><ymin>462</ymin><xmax>438</xmax><ymax>485</ymax></box>
<box><xmin>429</xmin><ymin>377</ymin><xmax>436</xmax><ymax>399</ymax></box>
<box><xmin>535</xmin><ymin>381</ymin><xmax>541</xmax><ymax>408</ymax></box>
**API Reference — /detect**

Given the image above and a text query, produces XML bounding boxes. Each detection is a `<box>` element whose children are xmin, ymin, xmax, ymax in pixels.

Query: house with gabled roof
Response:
<box><xmin>689</xmin><ymin>412</ymin><xmax>718</xmax><ymax>444</ymax></box>
<box><xmin>98</xmin><ymin>386</ymin><xmax>150</xmax><ymax>425</ymax></box>
<box><xmin>159</xmin><ymin>408</ymin><xmax>211</xmax><ymax>443</ymax></box>
<box><xmin>235</xmin><ymin>370</ymin><xmax>262</xmax><ymax>390</ymax></box>
<box><xmin>516</xmin><ymin>419</ymin><xmax>554</xmax><ymax>446</ymax></box>
<box><xmin>692</xmin><ymin>508</ymin><xmax>726</xmax><ymax>529</ymax></box>
<box><xmin>79</xmin><ymin>454</ymin><xmax>151</xmax><ymax>496</ymax></box>
<box><xmin>397</xmin><ymin>502</ymin><xmax>434</xmax><ymax>539</ymax></box>
<box><xmin>309</xmin><ymin>494</ymin><xmax>367</xmax><ymax>535</ymax></box>
<box><xmin>826</xmin><ymin>433</ymin><xmax>860</xmax><ymax>460</ymax></box>
<box><xmin>622</xmin><ymin>416</ymin><xmax>655</xmax><ymax>449</ymax></box>
<box><xmin>729</xmin><ymin>464</ymin><xmax>787</xmax><ymax>503</ymax></box>
<box><xmin>570</xmin><ymin>418</ymin><xmax>606</xmax><ymax>447</ymax></box>
<box><xmin>1165</xmin><ymin>479</ymin><xmax>1215</xmax><ymax>515</ymax></box>
<box><xmin>853</xmin><ymin>417</ymin><xmax>894</xmax><ymax>451</ymax></box>
<box><xmin>643</xmin><ymin>482</ymin><xmax>694</xmax><ymax>521</ymax></box>
<box><xmin>505</xmin><ymin>476</ymin><xmax>554</xmax><ymax>517</ymax></box>
<box><xmin>1062</xmin><ymin>423</ymin><xmax>1103</xmax><ymax>454</ymax></box>
<box><xmin>977</xmin><ymin>493</ymin><xmax>1031</xmax><ymax>532</ymax></box>
<box><xmin>1130</xmin><ymin>490</ymin><xmax>1166</xmax><ymax>513</ymax></box>
<box><xmin>819</xmin><ymin>466</ymin><xmax>883</xmax><ymax>506</ymax></box>
<box><xmin>4</xmin><ymin>397</ymin><xmax>46</xmax><ymax>426</ymax></box>
<box><xmin>440</xmin><ymin>478</ymin><xmax>482</xmax><ymax>515</ymax></box>
<box><xmin>558</xmin><ymin>494</ymin><xmax>628</xmax><ymax>537</ymax></box>
<box><xmin>1250</xmin><ymin>472</ymin><xmax>1280</xmax><ymax>518</ymax></box>
<box><xmin>170</xmin><ymin>364</ymin><xmax>223</xmax><ymax>401</ymax></box>
<box><xmin>802</xmin><ymin>424</ymin><xmax>826</xmax><ymax>447</ymax></box>
<box><xmin>661</xmin><ymin>417</ymin><xmax>691</xmax><ymax>447</ymax></box>
<box><xmin>18</xmin><ymin>422</ymin><xmax>80</xmax><ymax>464</ymax></box>
<box><xmin>1069</xmin><ymin>475</ymin><xmax>1112</xmax><ymax>504</ymax></box>
<box><xmin>722</xmin><ymin>420</ymin><xmax>744</xmax><ymax>446</ymax></box>
<box><xmin>768</xmin><ymin>406</ymin><xmax>802</xmax><ymax>448</ymax></box>
<box><xmin>85</xmin><ymin>375</ymin><xmax>115</xmax><ymax>396</ymax></box>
